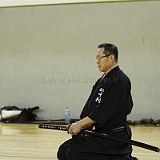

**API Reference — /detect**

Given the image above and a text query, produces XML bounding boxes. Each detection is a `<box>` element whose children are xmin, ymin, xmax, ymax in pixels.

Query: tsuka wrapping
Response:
<box><xmin>38</xmin><ymin>124</ymin><xmax>67</xmax><ymax>131</ymax></box>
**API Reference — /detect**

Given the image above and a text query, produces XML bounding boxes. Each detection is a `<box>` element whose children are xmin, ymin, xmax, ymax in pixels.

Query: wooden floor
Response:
<box><xmin>0</xmin><ymin>123</ymin><xmax>159</xmax><ymax>160</ymax></box>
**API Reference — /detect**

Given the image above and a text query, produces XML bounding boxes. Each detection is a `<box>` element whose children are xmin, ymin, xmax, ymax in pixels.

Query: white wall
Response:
<box><xmin>0</xmin><ymin>1</ymin><xmax>160</xmax><ymax>120</ymax></box>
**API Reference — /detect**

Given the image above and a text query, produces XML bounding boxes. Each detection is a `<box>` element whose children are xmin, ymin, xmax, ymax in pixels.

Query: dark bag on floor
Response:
<box><xmin>0</xmin><ymin>106</ymin><xmax>39</xmax><ymax>123</ymax></box>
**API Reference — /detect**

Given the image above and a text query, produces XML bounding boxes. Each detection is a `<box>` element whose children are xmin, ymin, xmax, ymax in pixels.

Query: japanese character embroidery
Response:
<box><xmin>95</xmin><ymin>88</ymin><xmax>104</xmax><ymax>104</ymax></box>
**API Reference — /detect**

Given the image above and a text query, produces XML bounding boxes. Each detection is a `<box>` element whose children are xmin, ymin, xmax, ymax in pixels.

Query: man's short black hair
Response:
<box><xmin>98</xmin><ymin>43</ymin><xmax>118</xmax><ymax>63</ymax></box>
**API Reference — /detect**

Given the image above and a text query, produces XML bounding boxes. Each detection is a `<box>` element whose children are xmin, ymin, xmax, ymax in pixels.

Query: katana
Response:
<box><xmin>38</xmin><ymin>124</ymin><xmax>160</xmax><ymax>153</ymax></box>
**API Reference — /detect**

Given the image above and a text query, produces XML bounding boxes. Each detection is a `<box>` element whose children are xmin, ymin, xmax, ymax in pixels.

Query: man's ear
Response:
<box><xmin>109</xmin><ymin>55</ymin><xmax>114</xmax><ymax>61</ymax></box>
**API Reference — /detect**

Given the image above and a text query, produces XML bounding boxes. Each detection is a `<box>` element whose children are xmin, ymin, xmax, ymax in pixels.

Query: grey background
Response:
<box><xmin>0</xmin><ymin>0</ymin><xmax>160</xmax><ymax>120</ymax></box>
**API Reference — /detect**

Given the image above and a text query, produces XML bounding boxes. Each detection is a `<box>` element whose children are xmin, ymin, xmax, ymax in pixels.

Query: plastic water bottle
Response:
<box><xmin>64</xmin><ymin>107</ymin><xmax>71</xmax><ymax>124</ymax></box>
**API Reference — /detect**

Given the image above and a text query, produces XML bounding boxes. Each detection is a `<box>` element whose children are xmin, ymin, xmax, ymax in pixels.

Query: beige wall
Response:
<box><xmin>0</xmin><ymin>0</ymin><xmax>152</xmax><ymax>8</ymax></box>
<box><xmin>0</xmin><ymin>1</ymin><xmax>160</xmax><ymax>120</ymax></box>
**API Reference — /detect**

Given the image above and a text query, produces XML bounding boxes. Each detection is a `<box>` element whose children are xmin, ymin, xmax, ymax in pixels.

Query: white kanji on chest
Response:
<box><xmin>95</xmin><ymin>88</ymin><xmax>105</xmax><ymax>104</ymax></box>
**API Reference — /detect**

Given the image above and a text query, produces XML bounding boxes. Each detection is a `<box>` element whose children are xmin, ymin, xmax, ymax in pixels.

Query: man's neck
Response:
<box><xmin>105</xmin><ymin>64</ymin><xmax>118</xmax><ymax>74</ymax></box>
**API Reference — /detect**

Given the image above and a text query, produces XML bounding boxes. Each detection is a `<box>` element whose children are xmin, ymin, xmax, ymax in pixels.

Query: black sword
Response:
<box><xmin>38</xmin><ymin>124</ymin><xmax>160</xmax><ymax>153</ymax></box>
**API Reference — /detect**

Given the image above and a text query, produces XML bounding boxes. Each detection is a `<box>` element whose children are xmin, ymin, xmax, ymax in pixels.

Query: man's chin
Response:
<box><xmin>98</xmin><ymin>68</ymin><xmax>104</xmax><ymax>72</ymax></box>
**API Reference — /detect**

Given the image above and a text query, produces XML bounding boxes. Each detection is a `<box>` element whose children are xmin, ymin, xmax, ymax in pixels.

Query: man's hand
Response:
<box><xmin>68</xmin><ymin>122</ymin><xmax>82</xmax><ymax>135</ymax></box>
<box><xmin>68</xmin><ymin>116</ymin><xmax>95</xmax><ymax>135</ymax></box>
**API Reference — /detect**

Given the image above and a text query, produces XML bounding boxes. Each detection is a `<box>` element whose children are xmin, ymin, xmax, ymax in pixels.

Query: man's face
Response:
<box><xmin>96</xmin><ymin>48</ymin><xmax>113</xmax><ymax>73</ymax></box>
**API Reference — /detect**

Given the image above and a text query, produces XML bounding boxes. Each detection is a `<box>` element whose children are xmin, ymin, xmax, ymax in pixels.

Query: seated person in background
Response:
<box><xmin>57</xmin><ymin>43</ymin><xmax>138</xmax><ymax>160</ymax></box>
